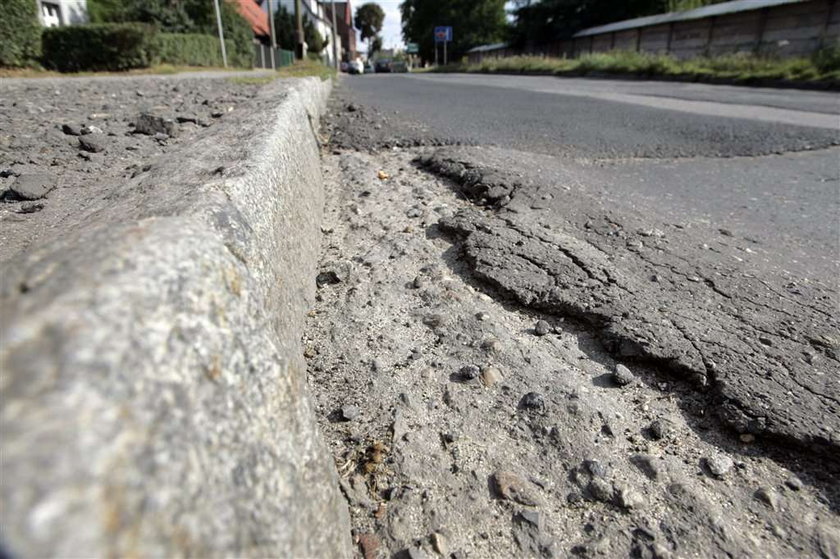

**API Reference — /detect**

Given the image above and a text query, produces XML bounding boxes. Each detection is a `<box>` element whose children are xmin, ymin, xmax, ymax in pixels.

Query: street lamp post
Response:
<box><xmin>329</xmin><ymin>1</ymin><xmax>339</xmax><ymax>71</ymax></box>
<box><xmin>213</xmin><ymin>0</ymin><xmax>228</xmax><ymax>68</ymax></box>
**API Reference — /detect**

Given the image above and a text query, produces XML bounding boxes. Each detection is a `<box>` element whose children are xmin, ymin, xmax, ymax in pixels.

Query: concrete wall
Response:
<box><xmin>472</xmin><ymin>0</ymin><xmax>838</xmax><ymax>63</ymax></box>
<box><xmin>585</xmin><ymin>0</ymin><xmax>839</xmax><ymax>59</ymax></box>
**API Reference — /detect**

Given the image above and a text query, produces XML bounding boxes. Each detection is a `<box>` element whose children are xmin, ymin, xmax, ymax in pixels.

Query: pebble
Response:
<box><xmin>61</xmin><ymin>123</ymin><xmax>82</xmax><ymax>136</ymax></box>
<box><xmin>134</xmin><ymin>112</ymin><xmax>178</xmax><ymax>137</ymax></box>
<box><xmin>534</xmin><ymin>320</ymin><xmax>551</xmax><ymax>336</ymax></box>
<box><xmin>476</xmin><ymin>311</ymin><xmax>489</xmax><ymax>321</ymax></box>
<box><xmin>8</xmin><ymin>173</ymin><xmax>55</xmax><ymax>201</ymax></box>
<box><xmin>412</xmin><ymin>276</ymin><xmax>426</xmax><ymax>289</ymax></box>
<box><xmin>587</xmin><ymin>479</ymin><xmax>614</xmax><ymax>503</ymax></box>
<box><xmin>490</xmin><ymin>471</ymin><xmax>541</xmax><ymax>506</ymax></box>
<box><xmin>80</xmin><ymin>124</ymin><xmax>103</xmax><ymax>135</ymax></box>
<box><xmin>520</xmin><ymin>391</ymin><xmax>545</xmax><ymax>411</ymax></box>
<box><xmin>458</xmin><ymin>365</ymin><xmax>480</xmax><ymax>381</ymax></box>
<box><xmin>422</xmin><ymin>314</ymin><xmax>445</xmax><ymax>328</ymax></box>
<box><xmin>357</xmin><ymin>533</ymin><xmax>379</xmax><ymax>559</ymax></box>
<box><xmin>612</xmin><ymin>364</ymin><xmax>635</xmax><ymax>386</ymax></box>
<box><xmin>705</xmin><ymin>454</ymin><xmax>734</xmax><ymax>478</ymax></box>
<box><xmin>17</xmin><ymin>202</ymin><xmax>44</xmax><ymax>214</ymax></box>
<box><xmin>340</xmin><ymin>404</ymin><xmax>360</xmax><ymax>421</ymax></box>
<box><xmin>648</xmin><ymin>419</ymin><xmax>672</xmax><ymax>440</ymax></box>
<box><xmin>754</xmin><ymin>487</ymin><xmax>780</xmax><ymax>510</ymax></box>
<box><xmin>406</xmin><ymin>207</ymin><xmax>422</xmax><ymax>218</ymax></box>
<box><xmin>615</xmin><ymin>485</ymin><xmax>644</xmax><ymax>509</ymax></box>
<box><xmin>430</xmin><ymin>532</ymin><xmax>448</xmax><ymax>555</ymax></box>
<box><xmin>740</xmin><ymin>433</ymin><xmax>756</xmax><ymax>443</ymax></box>
<box><xmin>78</xmin><ymin>135</ymin><xmax>106</xmax><ymax>153</ymax></box>
<box><xmin>481</xmin><ymin>366</ymin><xmax>503</xmax><ymax>387</ymax></box>
<box><xmin>784</xmin><ymin>476</ymin><xmax>803</xmax><ymax>491</ymax></box>
<box><xmin>583</xmin><ymin>459</ymin><xmax>608</xmax><ymax>478</ymax></box>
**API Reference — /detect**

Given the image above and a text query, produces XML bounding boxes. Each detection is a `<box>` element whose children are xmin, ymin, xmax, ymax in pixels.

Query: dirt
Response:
<box><xmin>305</xmin><ymin>98</ymin><xmax>840</xmax><ymax>558</ymax></box>
<box><xmin>0</xmin><ymin>75</ymin><xmax>269</xmax><ymax>264</ymax></box>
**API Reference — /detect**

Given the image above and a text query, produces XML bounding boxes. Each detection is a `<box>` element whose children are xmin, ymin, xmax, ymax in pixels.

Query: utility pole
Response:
<box><xmin>329</xmin><ymin>1</ymin><xmax>339</xmax><ymax>70</ymax></box>
<box><xmin>267</xmin><ymin>0</ymin><xmax>277</xmax><ymax>69</ymax></box>
<box><xmin>295</xmin><ymin>0</ymin><xmax>305</xmax><ymax>60</ymax></box>
<box><xmin>213</xmin><ymin>0</ymin><xmax>228</xmax><ymax>68</ymax></box>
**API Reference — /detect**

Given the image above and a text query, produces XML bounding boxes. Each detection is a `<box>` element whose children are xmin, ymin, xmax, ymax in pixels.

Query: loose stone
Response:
<box><xmin>705</xmin><ymin>455</ymin><xmax>734</xmax><ymax>478</ymax></box>
<box><xmin>534</xmin><ymin>320</ymin><xmax>551</xmax><ymax>336</ymax></box>
<box><xmin>520</xmin><ymin>392</ymin><xmax>545</xmax><ymax>411</ymax></box>
<box><xmin>613</xmin><ymin>364</ymin><xmax>635</xmax><ymax>386</ymax></box>
<box><xmin>490</xmin><ymin>471</ymin><xmax>541</xmax><ymax>506</ymax></box>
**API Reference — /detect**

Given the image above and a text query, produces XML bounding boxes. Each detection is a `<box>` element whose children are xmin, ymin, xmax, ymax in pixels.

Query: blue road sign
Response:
<box><xmin>434</xmin><ymin>26</ymin><xmax>453</xmax><ymax>43</ymax></box>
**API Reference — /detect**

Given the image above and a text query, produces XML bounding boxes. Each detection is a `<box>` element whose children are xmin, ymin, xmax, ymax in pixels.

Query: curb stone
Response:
<box><xmin>0</xmin><ymin>77</ymin><xmax>351</xmax><ymax>558</ymax></box>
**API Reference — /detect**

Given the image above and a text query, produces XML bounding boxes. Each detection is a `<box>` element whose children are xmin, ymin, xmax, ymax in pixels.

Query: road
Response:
<box><xmin>315</xmin><ymin>73</ymin><xmax>840</xmax><ymax>557</ymax></box>
<box><xmin>339</xmin><ymin>73</ymin><xmax>840</xmax><ymax>282</ymax></box>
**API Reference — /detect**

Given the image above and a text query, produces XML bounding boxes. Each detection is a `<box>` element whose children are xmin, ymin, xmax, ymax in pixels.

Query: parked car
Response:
<box><xmin>390</xmin><ymin>60</ymin><xmax>409</xmax><ymax>73</ymax></box>
<box><xmin>364</xmin><ymin>61</ymin><xmax>375</xmax><ymax>74</ymax></box>
<box><xmin>374</xmin><ymin>59</ymin><xmax>392</xmax><ymax>73</ymax></box>
<box><xmin>348</xmin><ymin>59</ymin><xmax>364</xmax><ymax>74</ymax></box>
<box><xmin>340</xmin><ymin>61</ymin><xmax>349</xmax><ymax>72</ymax></box>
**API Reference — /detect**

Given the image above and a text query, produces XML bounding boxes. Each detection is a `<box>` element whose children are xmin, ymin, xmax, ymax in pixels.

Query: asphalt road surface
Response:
<box><xmin>330</xmin><ymin>72</ymin><xmax>840</xmax><ymax>465</ymax></box>
<box><xmin>340</xmin><ymin>73</ymin><xmax>840</xmax><ymax>282</ymax></box>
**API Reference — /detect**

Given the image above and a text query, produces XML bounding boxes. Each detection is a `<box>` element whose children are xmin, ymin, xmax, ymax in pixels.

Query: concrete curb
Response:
<box><xmin>0</xmin><ymin>77</ymin><xmax>351</xmax><ymax>558</ymax></box>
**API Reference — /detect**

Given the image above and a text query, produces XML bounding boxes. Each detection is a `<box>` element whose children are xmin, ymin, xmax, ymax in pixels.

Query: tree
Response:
<box><xmin>274</xmin><ymin>5</ymin><xmax>296</xmax><ymax>49</ymax></box>
<box><xmin>509</xmin><ymin>0</ymin><xmax>669</xmax><ymax>50</ymax></box>
<box><xmin>355</xmin><ymin>3</ymin><xmax>385</xmax><ymax>54</ymax></box>
<box><xmin>305</xmin><ymin>18</ymin><xmax>327</xmax><ymax>53</ymax></box>
<box><xmin>400</xmin><ymin>0</ymin><xmax>507</xmax><ymax>64</ymax></box>
<box><xmin>370</xmin><ymin>35</ymin><xmax>383</xmax><ymax>57</ymax></box>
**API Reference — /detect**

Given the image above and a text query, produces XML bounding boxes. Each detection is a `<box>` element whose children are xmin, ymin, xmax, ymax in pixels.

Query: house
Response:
<box><xmin>35</xmin><ymin>0</ymin><xmax>87</xmax><ymax>27</ymax></box>
<box><xmin>274</xmin><ymin>0</ymin><xmax>339</xmax><ymax>64</ymax></box>
<box><xmin>324</xmin><ymin>1</ymin><xmax>357</xmax><ymax>62</ymax></box>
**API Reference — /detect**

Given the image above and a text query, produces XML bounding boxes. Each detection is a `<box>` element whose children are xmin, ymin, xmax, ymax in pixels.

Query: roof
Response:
<box><xmin>466</xmin><ymin>42</ymin><xmax>509</xmax><ymax>53</ymax></box>
<box><xmin>573</xmin><ymin>0</ymin><xmax>805</xmax><ymax>38</ymax></box>
<box><xmin>231</xmin><ymin>0</ymin><xmax>269</xmax><ymax>37</ymax></box>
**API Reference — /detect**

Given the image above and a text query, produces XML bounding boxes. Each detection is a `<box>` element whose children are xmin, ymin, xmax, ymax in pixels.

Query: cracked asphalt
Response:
<box><xmin>313</xmin><ymin>74</ymin><xmax>840</xmax><ymax>558</ymax></box>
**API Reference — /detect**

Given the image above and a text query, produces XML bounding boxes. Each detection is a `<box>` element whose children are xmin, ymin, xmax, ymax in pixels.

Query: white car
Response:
<box><xmin>348</xmin><ymin>60</ymin><xmax>364</xmax><ymax>74</ymax></box>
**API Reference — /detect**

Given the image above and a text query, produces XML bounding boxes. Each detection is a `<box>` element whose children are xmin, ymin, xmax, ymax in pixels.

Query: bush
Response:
<box><xmin>42</xmin><ymin>23</ymin><xmax>159</xmax><ymax>72</ymax></box>
<box><xmin>157</xmin><ymin>33</ymin><xmax>242</xmax><ymax>67</ymax></box>
<box><xmin>813</xmin><ymin>42</ymin><xmax>840</xmax><ymax>73</ymax></box>
<box><xmin>0</xmin><ymin>0</ymin><xmax>42</xmax><ymax>67</ymax></box>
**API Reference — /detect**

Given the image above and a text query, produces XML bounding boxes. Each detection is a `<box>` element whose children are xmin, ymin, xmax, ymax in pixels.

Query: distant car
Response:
<box><xmin>390</xmin><ymin>60</ymin><xmax>408</xmax><ymax>73</ymax></box>
<box><xmin>364</xmin><ymin>61</ymin><xmax>375</xmax><ymax>74</ymax></box>
<box><xmin>374</xmin><ymin>59</ymin><xmax>392</xmax><ymax>73</ymax></box>
<box><xmin>348</xmin><ymin>60</ymin><xmax>364</xmax><ymax>74</ymax></box>
<box><xmin>340</xmin><ymin>61</ymin><xmax>349</xmax><ymax>72</ymax></box>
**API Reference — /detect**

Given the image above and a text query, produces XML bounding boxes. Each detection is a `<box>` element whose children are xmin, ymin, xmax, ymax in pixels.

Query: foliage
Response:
<box><xmin>274</xmin><ymin>58</ymin><xmax>336</xmax><ymax>80</ymax></box>
<box><xmin>305</xmin><ymin>18</ymin><xmax>327</xmax><ymax>53</ymax></box>
<box><xmin>667</xmin><ymin>0</ymin><xmax>727</xmax><ymax>11</ymax></box>
<box><xmin>443</xmin><ymin>50</ymin><xmax>840</xmax><ymax>83</ymax></box>
<box><xmin>400</xmin><ymin>0</ymin><xmax>507</xmax><ymax>64</ymax></box>
<box><xmin>42</xmin><ymin>23</ymin><xmax>159</xmax><ymax>72</ymax></box>
<box><xmin>273</xmin><ymin>5</ymin><xmax>296</xmax><ymax>50</ymax></box>
<box><xmin>355</xmin><ymin>2</ymin><xmax>385</xmax><ymax>50</ymax></box>
<box><xmin>157</xmin><ymin>33</ymin><xmax>248</xmax><ymax>67</ymax></box>
<box><xmin>370</xmin><ymin>36</ymin><xmax>383</xmax><ymax>57</ymax></box>
<box><xmin>812</xmin><ymin>42</ymin><xmax>840</xmax><ymax>74</ymax></box>
<box><xmin>85</xmin><ymin>0</ymin><xmax>252</xmax><ymax>67</ymax></box>
<box><xmin>510</xmin><ymin>0</ymin><xmax>668</xmax><ymax>48</ymax></box>
<box><xmin>0</xmin><ymin>0</ymin><xmax>42</xmax><ymax>67</ymax></box>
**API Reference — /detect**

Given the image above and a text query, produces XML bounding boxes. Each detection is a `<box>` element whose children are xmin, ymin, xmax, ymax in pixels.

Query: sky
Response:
<box><xmin>354</xmin><ymin>1</ymin><xmax>515</xmax><ymax>51</ymax></box>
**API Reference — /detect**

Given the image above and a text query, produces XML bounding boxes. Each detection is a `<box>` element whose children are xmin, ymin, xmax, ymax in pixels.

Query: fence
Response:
<box><xmin>470</xmin><ymin>0</ymin><xmax>839</xmax><ymax>63</ymax></box>
<box><xmin>571</xmin><ymin>0</ymin><xmax>839</xmax><ymax>59</ymax></box>
<box><xmin>253</xmin><ymin>44</ymin><xmax>295</xmax><ymax>69</ymax></box>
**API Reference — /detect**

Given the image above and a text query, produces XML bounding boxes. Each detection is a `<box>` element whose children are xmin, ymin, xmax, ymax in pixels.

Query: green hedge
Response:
<box><xmin>158</xmin><ymin>33</ymin><xmax>227</xmax><ymax>67</ymax></box>
<box><xmin>42</xmin><ymin>23</ymin><xmax>159</xmax><ymax>72</ymax></box>
<box><xmin>0</xmin><ymin>0</ymin><xmax>42</xmax><ymax>67</ymax></box>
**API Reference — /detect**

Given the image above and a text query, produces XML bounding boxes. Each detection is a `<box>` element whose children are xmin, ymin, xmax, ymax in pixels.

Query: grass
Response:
<box><xmin>0</xmin><ymin>60</ymin><xmax>337</xmax><ymax>81</ymax></box>
<box><xmin>0</xmin><ymin>63</ymin><xmax>240</xmax><ymax>78</ymax></box>
<box><xmin>437</xmin><ymin>47</ymin><xmax>840</xmax><ymax>85</ymax></box>
<box><xmin>274</xmin><ymin>59</ymin><xmax>336</xmax><ymax>80</ymax></box>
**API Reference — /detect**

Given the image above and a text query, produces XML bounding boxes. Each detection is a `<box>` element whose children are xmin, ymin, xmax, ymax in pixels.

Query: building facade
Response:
<box><xmin>35</xmin><ymin>0</ymin><xmax>87</xmax><ymax>27</ymax></box>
